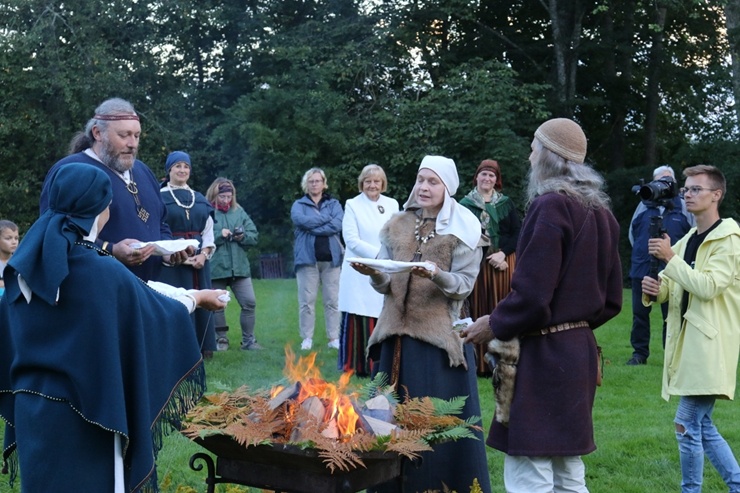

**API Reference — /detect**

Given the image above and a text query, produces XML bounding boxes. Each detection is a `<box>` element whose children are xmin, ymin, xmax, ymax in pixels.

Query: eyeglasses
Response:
<box><xmin>679</xmin><ymin>186</ymin><xmax>718</xmax><ymax>197</ymax></box>
<box><xmin>308</xmin><ymin>179</ymin><xmax>324</xmax><ymax>184</ymax></box>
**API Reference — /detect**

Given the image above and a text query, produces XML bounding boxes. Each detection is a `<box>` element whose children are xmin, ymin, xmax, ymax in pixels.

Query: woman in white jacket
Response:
<box><xmin>337</xmin><ymin>164</ymin><xmax>399</xmax><ymax>376</ymax></box>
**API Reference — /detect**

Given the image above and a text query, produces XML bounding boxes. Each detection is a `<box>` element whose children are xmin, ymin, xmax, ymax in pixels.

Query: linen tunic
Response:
<box><xmin>366</xmin><ymin>211</ymin><xmax>491</xmax><ymax>493</ymax></box>
<box><xmin>487</xmin><ymin>192</ymin><xmax>622</xmax><ymax>456</ymax></box>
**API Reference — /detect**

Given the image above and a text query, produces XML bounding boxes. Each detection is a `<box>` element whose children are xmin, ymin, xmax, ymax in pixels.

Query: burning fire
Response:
<box><xmin>183</xmin><ymin>346</ymin><xmax>481</xmax><ymax>474</ymax></box>
<box><xmin>270</xmin><ymin>346</ymin><xmax>360</xmax><ymax>438</ymax></box>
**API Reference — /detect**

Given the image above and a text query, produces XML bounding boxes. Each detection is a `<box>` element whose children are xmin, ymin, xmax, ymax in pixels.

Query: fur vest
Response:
<box><xmin>368</xmin><ymin>211</ymin><xmax>469</xmax><ymax>368</ymax></box>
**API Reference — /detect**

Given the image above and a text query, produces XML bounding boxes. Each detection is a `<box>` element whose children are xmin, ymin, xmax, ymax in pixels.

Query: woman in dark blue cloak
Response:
<box><xmin>0</xmin><ymin>163</ymin><xmax>227</xmax><ymax>492</ymax></box>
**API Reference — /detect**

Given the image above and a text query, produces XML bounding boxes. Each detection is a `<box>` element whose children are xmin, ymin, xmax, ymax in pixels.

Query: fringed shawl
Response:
<box><xmin>459</xmin><ymin>188</ymin><xmax>514</xmax><ymax>251</ymax></box>
<box><xmin>0</xmin><ymin>242</ymin><xmax>205</xmax><ymax>491</ymax></box>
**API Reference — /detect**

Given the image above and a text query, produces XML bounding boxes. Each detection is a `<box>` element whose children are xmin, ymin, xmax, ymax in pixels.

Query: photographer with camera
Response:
<box><xmin>206</xmin><ymin>178</ymin><xmax>263</xmax><ymax>351</ymax></box>
<box><xmin>626</xmin><ymin>165</ymin><xmax>694</xmax><ymax>365</ymax></box>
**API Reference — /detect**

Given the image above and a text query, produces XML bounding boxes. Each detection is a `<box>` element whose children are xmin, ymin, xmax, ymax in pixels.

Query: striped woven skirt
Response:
<box><xmin>468</xmin><ymin>251</ymin><xmax>517</xmax><ymax>376</ymax></box>
<box><xmin>338</xmin><ymin>312</ymin><xmax>376</xmax><ymax>377</ymax></box>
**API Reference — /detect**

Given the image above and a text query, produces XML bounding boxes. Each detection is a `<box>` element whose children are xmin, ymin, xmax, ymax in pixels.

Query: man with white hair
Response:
<box><xmin>626</xmin><ymin>165</ymin><xmax>694</xmax><ymax>365</ymax></box>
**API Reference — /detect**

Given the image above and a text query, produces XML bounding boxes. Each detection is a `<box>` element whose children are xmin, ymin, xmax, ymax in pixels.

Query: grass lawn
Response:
<box><xmin>2</xmin><ymin>280</ymin><xmax>739</xmax><ymax>492</ymax></box>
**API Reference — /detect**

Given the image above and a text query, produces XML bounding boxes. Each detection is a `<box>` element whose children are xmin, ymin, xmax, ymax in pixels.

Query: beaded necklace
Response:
<box><xmin>167</xmin><ymin>184</ymin><xmax>196</xmax><ymax>220</ymax></box>
<box><xmin>75</xmin><ymin>240</ymin><xmax>111</xmax><ymax>257</ymax></box>
<box><xmin>412</xmin><ymin>215</ymin><xmax>436</xmax><ymax>261</ymax></box>
<box><xmin>414</xmin><ymin>216</ymin><xmax>436</xmax><ymax>243</ymax></box>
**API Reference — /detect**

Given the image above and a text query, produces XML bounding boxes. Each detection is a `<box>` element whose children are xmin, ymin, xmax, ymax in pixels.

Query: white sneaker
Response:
<box><xmin>301</xmin><ymin>338</ymin><xmax>313</xmax><ymax>350</ymax></box>
<box><xmin>327</xmin><ymin>339</ymin><xmax>340</xmax><ymax>350</ymax></box>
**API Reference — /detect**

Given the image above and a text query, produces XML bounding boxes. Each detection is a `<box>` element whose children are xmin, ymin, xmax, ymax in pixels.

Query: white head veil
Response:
<box><xmin>402</xmin><ymin>155</ymin><xmax>481</xmax><ymax>250</ymax></box>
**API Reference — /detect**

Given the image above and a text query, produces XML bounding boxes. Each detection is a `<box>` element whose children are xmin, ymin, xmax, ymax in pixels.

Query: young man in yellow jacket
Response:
<box><xmin>642</xmin><ymin>164</ymin><xmax>740</xmax><ymax>493</ymax></box>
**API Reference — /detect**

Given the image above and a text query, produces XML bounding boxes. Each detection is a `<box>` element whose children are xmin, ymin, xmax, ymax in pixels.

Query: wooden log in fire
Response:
<box><xmin>268</xmin><ymin>382</ymin><xmax>301</xmax><ymax>410</ymax></box>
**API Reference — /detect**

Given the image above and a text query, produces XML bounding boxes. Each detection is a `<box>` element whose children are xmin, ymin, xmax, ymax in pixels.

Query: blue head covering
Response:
<box><xmin>8</xmin><ymin>163</ymin><xmax>112</xmax><ymax>305</ymax></box>
<box><xmin>165</xmin><ymin>151</ymin><xmax>191</xmax><ymax>174</ymax></box>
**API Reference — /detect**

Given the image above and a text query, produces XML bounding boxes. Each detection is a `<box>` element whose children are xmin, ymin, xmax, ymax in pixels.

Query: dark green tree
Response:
<box><xmin>0</xmin><ymin>0</ymin><xmax>189</xmax><ymax>228</ymax></box>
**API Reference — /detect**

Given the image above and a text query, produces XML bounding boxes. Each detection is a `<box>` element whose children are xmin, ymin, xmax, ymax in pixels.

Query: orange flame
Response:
<box><xmin>280</xmin><ymin>346</ymin><xmax>358</xmax><ymax>437</ymax></box>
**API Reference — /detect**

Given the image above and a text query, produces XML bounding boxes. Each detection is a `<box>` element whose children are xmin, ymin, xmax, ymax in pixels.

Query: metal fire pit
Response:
<box><xmin>189</xmin><ymin>434</ymin><xmax>403</xmax><ymax>493</ymax></box>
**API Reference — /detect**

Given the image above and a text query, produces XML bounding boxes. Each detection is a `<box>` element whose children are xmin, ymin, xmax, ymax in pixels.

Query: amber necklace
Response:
<box><xmin>414</xmin><ymin>216</ymin><xmax>436</xmax><ymax>244</ymax></box>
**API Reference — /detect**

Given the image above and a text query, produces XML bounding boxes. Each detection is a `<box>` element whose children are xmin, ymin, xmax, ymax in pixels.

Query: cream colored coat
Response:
<box><xmin>644</xmin><ymin>218</ymin><xmax>740</xmax><ymax>401</ymax></box>
<box><xmin>338</xmin><ymin>193</ymin><xmax>399</xmax><ymax>317</ymax></box>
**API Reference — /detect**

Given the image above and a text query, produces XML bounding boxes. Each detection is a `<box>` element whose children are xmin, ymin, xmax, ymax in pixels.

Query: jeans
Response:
<box><xmin>212</xmin><ymin>276</ymin><xmax>257</xmax><ymax>345</ymax></box>
<box><xmin>629</xmin><ymin>277</ymin><xmax>668</xmax><ymax>359</ymax></box>
<box><xmin>503</xmin><ymin>454</ymin><xmax>589</xmax><ymax>493</ymax></box>
<box><xmin>296</xmin><ymin>262</ymin><xmax>340</xmax><ymax>341</ymax></box>
<box><xmin>675</xmin><ymin>396</ymin><xmax>740</xmax><ymax>492</ymax></box>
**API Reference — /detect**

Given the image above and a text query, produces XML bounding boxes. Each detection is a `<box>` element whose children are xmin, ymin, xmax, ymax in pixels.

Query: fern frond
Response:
<box><xmin>423</xmin><ymin>426</ymin><xmax>479</xmax><ymax>445</ymax></box>
<box><xmin>429</xmin><ymin>395</ymin><xmax>467</xmax><ymax>416</ymax></box>
<box><xmin>316</xmin><ymin>443</ymin><xmax>366</xmax><ymax>473</ymax></box>
<box><xmin>359</xmin><ymin>372</ymin><xmax>400</xmax><ymax>405</ymax></box>
<box><xmin>183</xmin><ymin>379</ymin><xmax>483</xmax><ymax>473</ymax></box>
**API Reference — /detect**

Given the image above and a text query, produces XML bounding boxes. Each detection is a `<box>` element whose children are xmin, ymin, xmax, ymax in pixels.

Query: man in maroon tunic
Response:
<box><xmin>464</xmin><ymin>118</ymin><xmax>623</xmax><ymax>493</ymax></box>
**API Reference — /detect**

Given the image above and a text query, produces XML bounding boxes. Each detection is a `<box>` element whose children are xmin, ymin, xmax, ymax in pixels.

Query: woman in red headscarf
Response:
<box><xmin>460</xmin><ymin>160</ymin><xmax>521</xmax><ymax>376</ymax></box>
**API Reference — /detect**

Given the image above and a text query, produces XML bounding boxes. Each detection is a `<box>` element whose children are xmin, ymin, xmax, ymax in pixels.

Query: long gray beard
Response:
<box><xmin>98</xmin><ymin>141</ymin><xmax>135</xmax><ymax>174</ymax></box>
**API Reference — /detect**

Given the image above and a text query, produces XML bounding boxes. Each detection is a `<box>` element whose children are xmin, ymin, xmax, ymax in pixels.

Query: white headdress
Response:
<box><xmin>403</xmin><ymin>155</ymin><xmax>481</xmax><ymax>250</ymax></box>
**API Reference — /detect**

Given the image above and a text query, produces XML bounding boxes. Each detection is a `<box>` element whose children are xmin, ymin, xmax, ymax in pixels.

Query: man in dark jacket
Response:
<box><xmin>626</xmin><ymin>165</ymin><xmax>694</xmax><ymax>365</ymax></box>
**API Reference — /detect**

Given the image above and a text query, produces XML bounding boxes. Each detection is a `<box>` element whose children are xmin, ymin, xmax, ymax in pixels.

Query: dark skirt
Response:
<box><xmin>467</xmin><ymin>251</ymin><xmax>517</xmax><ymax>376</ymax></box>
<box><xmin>338</xmin><ymin>312</ymin><xmax>376</xmax><ymax>376</ymax></box>
<box><xmin>159</xmin><ymin>263</ymin><xmax>216</xmax><ymax>353</ymax></box>
<box><xmin>368</xmin><ymin>336</ymin><xmax>492</xmax><ymax>493</ymax></box>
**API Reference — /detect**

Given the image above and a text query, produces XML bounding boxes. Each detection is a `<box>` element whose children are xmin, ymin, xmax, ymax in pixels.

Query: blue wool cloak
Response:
<box><xmin>0</xmin><ymin>242</ymin><xmax>205</xmax><ymax>492</ymax></box>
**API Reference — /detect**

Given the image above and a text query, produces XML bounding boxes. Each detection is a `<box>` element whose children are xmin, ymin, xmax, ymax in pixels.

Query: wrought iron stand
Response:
<box><xmin>188</xmin><ymin>437</ymin><xmax>403</xmax><ymax>493</ymax></box>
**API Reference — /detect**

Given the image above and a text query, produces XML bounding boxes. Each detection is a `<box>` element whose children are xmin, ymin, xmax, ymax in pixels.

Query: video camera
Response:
<box><xmin>631</xmin><ymin>177</ymin><xmax>678</xmax><ymax>209</ymax></box>
<box><xmin>631</xmin><ymin>176</ymin><xmax>678</xmax><ymax>300</ymax></box>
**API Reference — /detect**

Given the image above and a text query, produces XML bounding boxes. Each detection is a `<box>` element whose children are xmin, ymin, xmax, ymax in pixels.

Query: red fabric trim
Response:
<box><xmin>94</xmin><ymin>113</ymin><xmax>140</xmax><ymax>121</ymax></box>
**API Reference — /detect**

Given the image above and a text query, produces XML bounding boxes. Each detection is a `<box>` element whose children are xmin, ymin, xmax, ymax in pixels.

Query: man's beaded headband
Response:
<box><xmin>93</xmin><ymin>114</ymin><xmax>140</xmax><ymax>121</ymax></box>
